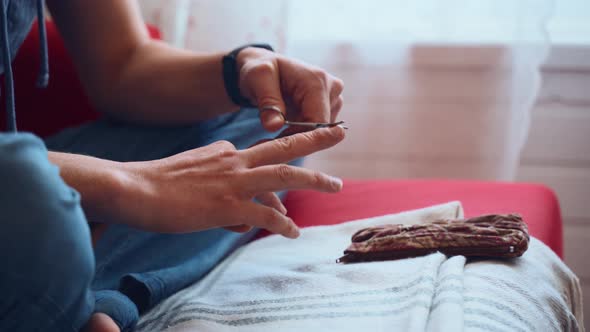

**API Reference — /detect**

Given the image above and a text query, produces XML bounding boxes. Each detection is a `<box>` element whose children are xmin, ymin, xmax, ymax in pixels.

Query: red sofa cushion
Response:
<box><xmin>281</xmin><ymin>180</ymin><xmax>563</xmax><ymax>257</ymax></box>
<box><xmin>0</xmin><ymin>21</ymin><xmax>161</xmax><ymax>137</ymax></box>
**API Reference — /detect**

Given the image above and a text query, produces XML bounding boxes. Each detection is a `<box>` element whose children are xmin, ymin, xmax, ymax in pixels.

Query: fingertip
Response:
<box><xmin>284</xmin><ymin>218</ymin><xmax>300</xmax><ymax>239</ymax></box>
<box><xmin>280</xmin><ymin>205</ymin><xmax>288</xmax><ymax>215</ymax></box>
<box><xmin>330</xmin><ymin>125</ymin><xmax>346</xmax><ymax>140</ymax></box>
<box><xmin>315</xmin><ymin>125</ymin><xmax>345</xmax><ymax>146</ymax></box>
<box><xmin>329</xmin><ymin>176</ymin><xmax>344</xmax><ymax>192</ymax></box>
<box><xmin>288</xmin><ymin>226</ymin><xmax>301</xmax><ymax>239</ymax></box>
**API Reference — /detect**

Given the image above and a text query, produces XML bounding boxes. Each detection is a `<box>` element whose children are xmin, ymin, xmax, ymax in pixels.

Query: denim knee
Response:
<box><xmin>0</xmin><ymin>133</ymin><xmax>95</xmax><ymax>331</ymax></box>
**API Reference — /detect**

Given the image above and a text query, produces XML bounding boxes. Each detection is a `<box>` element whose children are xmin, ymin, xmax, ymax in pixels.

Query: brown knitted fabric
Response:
<box><xmin>338</xmin><ymin>214</ymin><xmax>529</xmax><ymax>263</ymax></box>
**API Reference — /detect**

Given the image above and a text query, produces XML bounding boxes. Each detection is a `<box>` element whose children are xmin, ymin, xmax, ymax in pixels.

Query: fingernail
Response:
<box><xmin>261</xmin><ymin>108</ymin><xmax>285</xmax><ymax>129</ymax></box>
<box><xmin>330</xmin><ymin>176</ymin><xmax>343</xmax><ymax>190</ymax></box>
<box><xmin>330</xmin><ymin>125</ymin><xmax>346</xmax><ymax>138</ymax></box>
<box><xmin>288</xmin><ymin>220</ymin><xmax>300</xmax><ymax>239</ymax></box>
<box><xmin>267</xmin><ymin>112</ymin><xmax>284</xmax><ymax>127</ymax></box>
<box><xmin>290</xmin><ymin>226</ymin><xmax>300</xmax><ymax>239</ymax></box>
<box><xmin>280</xmin><ymin>205</ymin><xmax>288</xmax><ymax>215</ymax></box>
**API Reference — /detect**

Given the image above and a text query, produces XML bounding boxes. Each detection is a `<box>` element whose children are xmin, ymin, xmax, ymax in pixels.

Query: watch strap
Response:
<box><xmin>222</xmin><ymin>43</ymin><xmax>274</xmax><ymax>108</ymax></box>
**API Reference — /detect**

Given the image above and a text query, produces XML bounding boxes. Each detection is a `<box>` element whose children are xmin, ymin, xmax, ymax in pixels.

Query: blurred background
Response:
<box><xmin>138</xmin><ymin>0</ymin><xmax>589</xmax><ymax>324</ymax></box>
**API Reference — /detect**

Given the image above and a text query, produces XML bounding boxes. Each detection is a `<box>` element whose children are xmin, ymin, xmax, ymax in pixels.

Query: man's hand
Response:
<box><xmin>237</xmin><ymin>47</ymin><xmax>344</xmax><ymax>132</ymax></box>
<box><xmin>116</xmin><ymin>126</ymin><xmax>345</xmax><ymax>238</ymax></box>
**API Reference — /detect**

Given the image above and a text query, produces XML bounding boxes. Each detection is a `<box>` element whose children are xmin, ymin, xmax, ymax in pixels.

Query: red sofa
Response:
<box><xmin>1</xmin><ymin>22</ymin><xmax>564</xmax><ymax>257</ymax></box>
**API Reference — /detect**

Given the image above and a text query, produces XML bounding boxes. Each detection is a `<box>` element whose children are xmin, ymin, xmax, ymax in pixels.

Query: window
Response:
<box><xmin>287</xmin><ymin>0</ymin><xmax>590</xmax><ymax>45</ymax></box>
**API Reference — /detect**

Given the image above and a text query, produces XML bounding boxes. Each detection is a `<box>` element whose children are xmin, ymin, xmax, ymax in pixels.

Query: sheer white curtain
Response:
<box><xmin>139</xmin><ymin>0</ymin><xmax>553</xmax><ymax>181</ymax></box>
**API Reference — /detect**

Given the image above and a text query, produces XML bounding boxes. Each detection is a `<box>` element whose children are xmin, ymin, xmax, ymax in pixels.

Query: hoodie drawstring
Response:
<box><xmin>1</xmin><ymin>0</ymin><xmax>16</xmax><ymax>132</ymax></box>
<box><xmin>36</xmin><ymin>0</ymin><xmax>49</xmax><ymax>88</ymax></box>
<box><xmin>0</xmin><ymin>0</ymin><xmax>49</xmax><ymax>133</ymax></box>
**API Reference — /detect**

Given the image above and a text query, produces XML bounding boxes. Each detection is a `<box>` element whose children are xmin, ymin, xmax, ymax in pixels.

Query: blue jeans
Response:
<box><xmin>0</xmin><ymin>109</ymin><xmax>293</xmax><ymax>332</ymax></box>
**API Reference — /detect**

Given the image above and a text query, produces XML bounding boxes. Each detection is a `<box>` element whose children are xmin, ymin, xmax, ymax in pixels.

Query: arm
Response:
<box><xmin>46</xmin><ymin>0</ymin><xmax>234</xmax><ymax>124</ymax></box>
<box><xmin>43</xmin><ymin>0</ymin><xmax>348</xmax><ymax>238</ymax></box>
<box><xmin>46</xmin><ymin>0</ymin><xmax>344</xmax><ymax>130</ymax></box>
<box><xmin>48</xmin><ymin>127</ymin><xmax>345</xmax><ymax>238</ymax></box>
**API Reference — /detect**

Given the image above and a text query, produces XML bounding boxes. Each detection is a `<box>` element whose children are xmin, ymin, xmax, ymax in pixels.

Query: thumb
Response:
<box><xmin>243</xmin><ymin>63</ymin><xmax>287</xmax><ymax>132</ymax></box>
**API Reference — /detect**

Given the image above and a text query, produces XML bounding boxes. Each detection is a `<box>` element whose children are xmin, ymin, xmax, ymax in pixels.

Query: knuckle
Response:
<box><xmin>312</xmin><ymin>69</ymin><xmax>329</xmax><ymax>84</ymax></box>
<box><xmin>310</xmin><ymin>171</ymin><xmax>326</xmax><ymax>187</ymax></box>
<box><xmin>219</xmin><ymin>151</ymin><xmax>241</xmax><ymax>170</ymax></box>
<box><xmin>249</xmin><ymin>61</ymin><xmax>275</xmax><ymax>77</ymax></box>
<box><xmin>259</xmin><ymin>96</ymin><xmax>284</xmax><ymax>110</ymax></box>
<box><xmin>334</xmin><ymin>77</ymin><xmax>344</xmax><ymax>91</ymax></box>
<box><xmin>214</xmin><ymin>141</ymin><xmax>242</xmax><ymax>169</ymax></box>
<box><xmin>275</xmin><ymin>135</ymin><xmax>296</xmax><ymax>152</ymax></box>
<box><xmin>303</xmin><ymin>69</ymin><xmax>328</xmax><ymax>91</ymax></box>
<box><xmin>215</xmin><ymin>140</ymin><xmax>236</xmax><ymax>150</ymax></box>
<box><xmin>261</xmin><ymin>209</ymin><xmax>280</xmax><ymax>227</ymax></box>
<box><xmin>275</xmin><ymin>164</ymin><xmax>294</xmax><ymax>184</ymax></box>
<box><xmin>218</xmin><ymin>149</ymin><xmax>239</xmax><ymax>160</ymax></box>
<box><xmin>307</xmin><ymin>79</ymin><xmax>324</xmax><ymax>92</ymax></box>
<box><xmin>303</xmin><ymin>128</ymin><xmax>324</xmax><ymax>141</ymax></box>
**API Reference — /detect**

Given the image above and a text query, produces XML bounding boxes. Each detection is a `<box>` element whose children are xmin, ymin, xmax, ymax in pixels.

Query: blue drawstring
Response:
<box><xmin>0</xmin><ymin>0</ymin><xmax>16</xmax><ymax>132</ymax></box>
<box><xmin>0</xmin><ymin>0</ymin><xmax>49</xmax><ymax>132</ymax></box>
<box><xmin>36</xmin><ymin>0</ymin><xmax>49</xmax><ymax>88</ymax></box>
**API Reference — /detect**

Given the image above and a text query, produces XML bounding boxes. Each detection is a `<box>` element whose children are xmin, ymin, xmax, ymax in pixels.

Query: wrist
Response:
<box><xmin>49</xmin><ymin>152</ymin><xmax>134</xmax><ymax>224</ymax></box>
<box><xmin>84</xmin><ymin>160</ymin><xmax>135</xmax><ymax>224</ymax></box>
<box><xmin>108</xmin><ymin>161</ymin><xmax>157</xmax><ymax>228</ymax></box>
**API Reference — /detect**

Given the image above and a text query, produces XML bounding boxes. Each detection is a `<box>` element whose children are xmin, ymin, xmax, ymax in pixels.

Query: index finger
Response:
<box><xmin>300</xmin><ymin>89</ymin><xmax>331</xmax><ymax>123</ymax></box>
<box><xmin>242</xmin><ymin>126</ymin><xmax>345</xmax><ymax>167</ymax></box>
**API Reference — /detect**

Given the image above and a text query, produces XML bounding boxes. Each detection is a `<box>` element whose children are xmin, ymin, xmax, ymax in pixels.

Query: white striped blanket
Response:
<box><xmin>135</xmin><ymin>202</ymin><xmax>584</xmax><ymax>332</ymax></box>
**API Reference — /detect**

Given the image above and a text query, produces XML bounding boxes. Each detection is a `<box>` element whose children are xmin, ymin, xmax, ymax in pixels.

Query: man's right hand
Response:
<box><xmin>114</xmin><ymin>126</ymin><xmax>345</xmax><ymax>238</ymax></box>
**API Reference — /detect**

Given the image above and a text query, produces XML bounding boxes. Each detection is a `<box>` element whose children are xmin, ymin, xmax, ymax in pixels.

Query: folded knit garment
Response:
<box><xmin>134</xmin><ymin>202</ymin><xmax>582</xmax><ymax>332</ymax></box>
<box><xmin>338</xmin><ymin>214</ymin><xmax>529</xmax><ymax>263</ymax></box>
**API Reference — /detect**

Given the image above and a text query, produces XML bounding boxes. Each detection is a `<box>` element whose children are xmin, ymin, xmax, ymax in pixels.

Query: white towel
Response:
<box><xmin>136</xmin><ymin>202</ymin><xmax>584</xmax><ymax>332</ymax></box>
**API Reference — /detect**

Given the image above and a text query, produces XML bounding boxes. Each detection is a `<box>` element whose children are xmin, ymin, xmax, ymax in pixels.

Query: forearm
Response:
<box><xmin>47</xmin><ymin>151</ymin><xmax>130</xmax><ymax>224</ymax></box>
<box><xmin>47</xmin><ymin>0</ymin><xmax>236</xmax><ymax>125</ymax></box>
<box><xmin>96</xmin><ymin>42</ymin><xmax>236</xmax><ymax>124</ymax></box>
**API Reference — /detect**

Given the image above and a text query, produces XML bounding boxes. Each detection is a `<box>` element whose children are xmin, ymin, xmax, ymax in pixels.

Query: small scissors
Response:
<box><xmin>262</xmin><ymin>106</ymin><xmax>348</xmax><ymax>129</ymax></box>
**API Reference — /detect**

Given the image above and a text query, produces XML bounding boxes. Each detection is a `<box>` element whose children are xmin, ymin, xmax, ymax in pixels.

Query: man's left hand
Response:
<box><xmin>236</xmin><ymin>47</ymin><xmax>344</xmax><ymax>132</ymax></box>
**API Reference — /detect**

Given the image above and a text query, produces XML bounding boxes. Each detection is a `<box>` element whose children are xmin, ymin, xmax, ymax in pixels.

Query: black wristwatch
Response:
<box><xmin>222</xmin><ymin>43</ymin><xmax>274</xmax><ymax>108</ymax></box>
